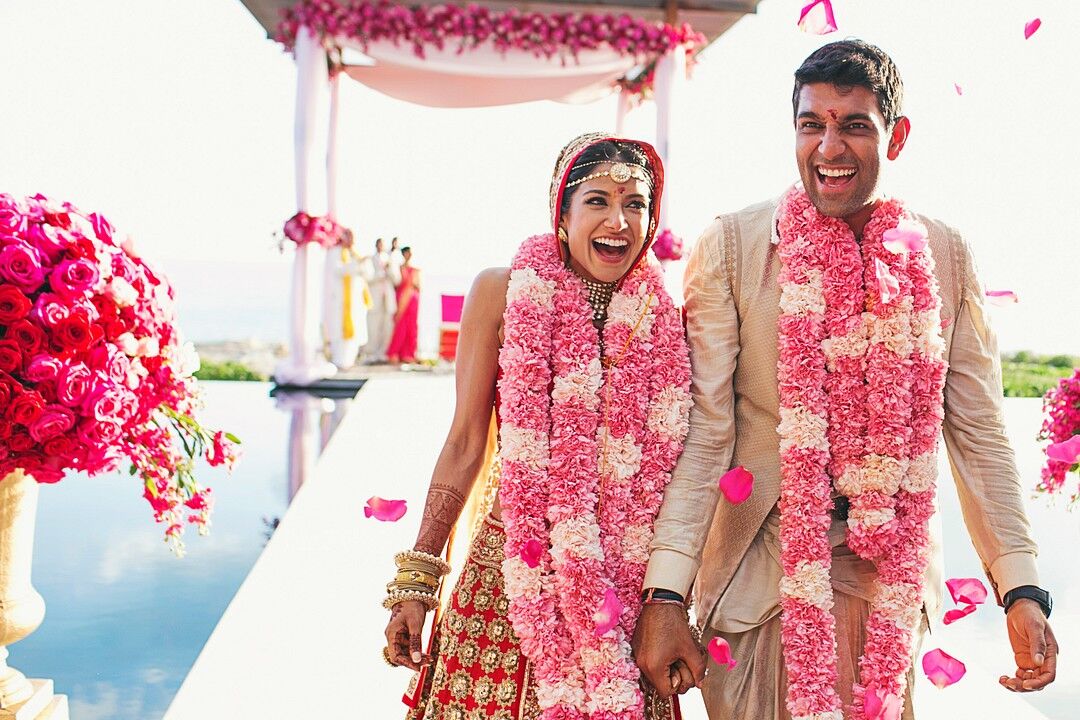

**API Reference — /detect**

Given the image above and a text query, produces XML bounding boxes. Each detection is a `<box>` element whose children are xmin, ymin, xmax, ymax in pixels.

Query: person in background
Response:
<box><xmin>323</xmin><ymin>228</ymin><xmax>369</xmax><ymax>369</ymax></box>
<box><xmin>364</xmin><ymin>237</ymin><xmax>400</xmax><ymax>363</ymax></box>
<box><xmin>386</xmin><ymin>246</ymin><xmax>420</xmax><ymax>364</ymax></box>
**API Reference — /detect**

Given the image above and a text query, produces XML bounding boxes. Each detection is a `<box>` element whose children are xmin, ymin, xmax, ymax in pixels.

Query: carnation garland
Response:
<box><xmin>0</xmin><ymin>193</ymin><xmax>240</xmax><ymax>555</ymax></box>
<box><xmin>775</xmin><ymin>188</ymin><xmax>947</xmax><ymax>719</ymax></box>
<box><xmin>497</xmin><ymin>233</ymin><xmax>691</xmax><ymax>718</ymax></box>
<box><xmin>277</xmin><ymin>0</ymin><xmax>706</xmax><ymax>96</ymax></box>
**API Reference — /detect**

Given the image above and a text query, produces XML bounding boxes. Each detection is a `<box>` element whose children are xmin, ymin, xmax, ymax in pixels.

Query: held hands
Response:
<box><xmin>632</xmin><ymin>603</ymin><xmax>707</xmax><ymax>699</ymax></box>
<box><xmin>384</xmin><ymin>600</ymin><xmax>430</xmax><ymax>671</ymax></box>
<box><xmin>999</xmin><ymin>599</ymin><xmax>1059</xmax><ymax>692</ymax></box>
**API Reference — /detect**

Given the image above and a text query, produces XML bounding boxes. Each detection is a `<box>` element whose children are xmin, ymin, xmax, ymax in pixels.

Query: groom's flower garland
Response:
<box><xmin>775</xmin><ymin>188</ymin><xmax>947</xmax><ymax>719</ymax></box>
<box><xmin>498</xmin><ymin>233</ymin><xmax>691</xmax><ymax>719</ymax></box>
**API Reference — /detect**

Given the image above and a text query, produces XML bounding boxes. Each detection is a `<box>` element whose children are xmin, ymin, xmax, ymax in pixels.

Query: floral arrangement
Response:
<box><xmin>0</xmin><ymin>193</ymin><xmax>239</xmax><ymax>554</ymax></box>
<box><xmin>497</xmin><ymin>233</ymin><xmax>691</xmax><ymax>717</ymax></box>
<box><xmin>775</xmin><ymin>189</ymin><xmax>946</xmax><ymax>719</ymax></box>
<box><xmin>276</xmin><ymin>1</ymin><xmax>707</xmax><ymax>68</ymax></box>
<box><xmin>282</xmin><ymin>211</ymin><xmax>346</xmax><ymax>249</ymax></box>
<box><xmin>1038</xmin><ymin>368</ymin><xmax>1080</xmax><ymax>500</ymax></box>
<box><xmin>651</xmin><ymin>228</ymin><xmax>683</xmax><ymax>262</ymax></box>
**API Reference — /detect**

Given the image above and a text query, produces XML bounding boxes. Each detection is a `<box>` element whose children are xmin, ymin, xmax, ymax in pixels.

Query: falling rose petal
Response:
<box><xmin>798</xmin><ymin>0</ymin><xmax>837</xmax><ymax>35</ymax></box>
<box><xmin>1024</xmin><ymin>18</ymin><xmax>1041</xmax><ymax>40</ymax></box>
<box><xmin>942</xmin><ymin>604</ymin><xmax>978</xmax><ymax>625</ymax></box>
<box><xmin>593</xmin><ymin>588</ymin><xmax>624</xmax><ymax>637</ymax></box>
<box><xmin>874</xmin><ymin>258</ymin><xmax>901</xmax><ymax>305</ymax></box>
<box><xmin>707</xmin><ymin>636</ymin><xmax>738</xmax><ymax>670</ymax></box>
<box><xmin>364</xmin><ymin>496</ymin><xmax>407</xmax><ymax>522</ymax></box>
<box><xmin>985</xmin><ymin>289</ymin><xmax>1019</xmax><ymax>306</ymax></box>
<box><xmin>520</xmin><ymin>538</ymin><xmax>544</xmax><ymax>568</ymax></box>
<box><xmin>946</xmin><ymin>577</ymin><xmax>988</xmax><ymax>606</ymax></box>
<box><xmin>954</xmin><ymin>83</ymin><xmax>963</xmax><ymax>96</ymax></box>
<box><xmin>940</xmin><ymin>316</ymin><xmax>953</xmax><ymax>330</ymax></box>
<box><xmin>864</xmin><ymin>683</ymin><xmax>902</xmax><ymax>720</ymax></box>
<box><xmin>922</xmin><ymin>648</ymin><xmax>967</xmax><ymax>688</ymax></box>
<box><xmin>882</xmin><ymin>220</ymin><xmax>928</xmax><ymax>254</ymax></box>
<box><xmin>1046</xmin><ymin>435</ymin><xmax>1080</xmax><ymax>465</ymax></box>
<box><xmin>719</xmin><ymin>466</ymin><xmax>754</xmax><ymax>504</ymax></box>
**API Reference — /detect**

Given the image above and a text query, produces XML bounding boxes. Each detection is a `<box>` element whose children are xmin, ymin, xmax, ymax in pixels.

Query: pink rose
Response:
<box><xmin>28</xmin><ymin>404</ymin><xmax>75</xmax><ymax>443</ymax></box>
<box><xmin>76</xmin><ymin>418</ymin><xmax>124</xmax><ymax>447</ymax></box>
<box><xmin>87</xmin><ymin>212</ymin><xmax>114</xmax><ymax>244</ymax></box>
<box><xmin>0</xmin><ymin>243</ymin><xmax>46</xmax><ymax>293</ymax></box>
<box><xmin>86</xmin><ymin>344</ymin><xmax>130</xmax><ymax>384</ymax></box>
<box><xmin>57</xmin><ymin>362</ymin><xmax>94</xmax><ymax>407</ymax></box>
<box><xmin>24</xmin><ymin>354</ymin><xmax>64</xmax><ymax>382</ymax></box>
<box><xmin>25</xmin><ymin>222</ymin><xmax>67</xmax><ymax>260</ymax></box>
<box><xmin>32</xmin><ymin>293</ymin><xmax>71</xmax><ymax>327</ymax></box>
<box><xmin>82</xmin><ymin>385</ymin><xmax>129</xmax><ymax>422</ymax></box>
<box><xmin>49</xmin><ymin>258</ymin><xmax>100</xmax><ymax>300</ymax></box>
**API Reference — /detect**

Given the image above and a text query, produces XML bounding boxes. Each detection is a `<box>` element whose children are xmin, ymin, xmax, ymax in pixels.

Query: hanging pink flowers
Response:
<box><xmin>277</xmin><ymin>1</ymin><xmax>707</xmax><ymax>82</ymax></box>
<box><xmin>282</xmin><ymin>211</ymin><xmax>346</xmax><ymax>249</ymax></box>
<box><xmin>1037</xmin><ymin>368</ymin><xmax>1080</xmax><ymax>498</ymax></box>
<box><xmin>0</xmin><ymin>193</ymin><xmax>239</xmax><ymax>554</ymax></box>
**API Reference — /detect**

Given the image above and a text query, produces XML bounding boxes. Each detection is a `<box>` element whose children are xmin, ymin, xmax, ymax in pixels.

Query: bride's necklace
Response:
<box><xmin>578</xmin><ymin>275</ymin><xmax>617</xmax><ymax>322</ymax></box>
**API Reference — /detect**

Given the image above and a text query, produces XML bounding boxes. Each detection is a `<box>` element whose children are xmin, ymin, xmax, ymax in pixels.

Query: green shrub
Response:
<box><xmin>1002</xmin><ymin>361</ymin><xmax>1074</xmax><ymax>398</ymax></box>
<box><xmin>194</xmin><ymin>360</ymin><xmax>267</xmax><ymax>382</ymax></box>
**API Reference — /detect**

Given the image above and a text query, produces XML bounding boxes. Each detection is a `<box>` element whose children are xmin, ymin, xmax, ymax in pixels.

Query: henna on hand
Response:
<box><xmin>414</xmin><ymin>482</ymin><xmax>467</xmax><ymax>555</ymax></box>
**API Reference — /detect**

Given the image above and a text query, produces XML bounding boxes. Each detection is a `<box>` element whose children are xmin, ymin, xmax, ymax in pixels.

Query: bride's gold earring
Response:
<box><xmin>557</xmin><ymin>226</ymin><xmax>568</xmax><ymax>243</ymax></box>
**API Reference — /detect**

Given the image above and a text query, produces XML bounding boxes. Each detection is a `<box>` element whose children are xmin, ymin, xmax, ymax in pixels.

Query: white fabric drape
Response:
<box><xmin>652</xmin><ymin>45</ymin><xmax>686</xmax><ymax>233</ymax></box>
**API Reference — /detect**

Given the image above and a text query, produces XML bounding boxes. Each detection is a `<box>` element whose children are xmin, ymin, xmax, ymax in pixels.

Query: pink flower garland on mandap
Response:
<box><xmin>497</xmin><ymin>233</ymin><xmax>691</xmax><ymax>718</ymax></box>
<box><xmin>775</xmin><ymin>188</ymin><xmax>947</xmax><ymax>719</ymax></box>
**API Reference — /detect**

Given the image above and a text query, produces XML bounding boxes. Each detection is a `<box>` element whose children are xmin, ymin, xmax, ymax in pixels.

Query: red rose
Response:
<box><xmin>0</xmin><ymin>339</ymin><xmax>22</xmax><ymax>374</ymax></box>
<box><xmin>8</xmin><ymin>390</ymin><xmax>44</xmax><ymax>425</ymax></box>
<box><xmin>42</xmin><ymin>435</ymin><xmax>76</xmax><ymax>457</ymax></box>
<box><xmin>8</xmin><ymin>319</ymin><xmax>45</xmax><ymax>355</ymax></box>
<box><xmin>8</xmin><ymin>432</ymin><xmax>34</xmax><ymax>452</ymax></box>
<box><xmin>51</xmin><ymin>311</ymin><xmax>95</xmax><ymax>352</ymax></box>
<box><xmin>0</xmin><ymin>372</ymin><xmax>21</xmax><ymax>408</ymax></box>
<box><xmin>0</xmin><ymin>286</ymin><xmax>32</xmax><ymax>323</ymax></box>
<box><xmin>91</xmin><ymin>294</ymin><xmax>119</xmax><ymax>320</ymax></box>
<box><xmin>0</xmin><ymin>419</ymin><xmax>13</xmax><ymax>439</ymax></box>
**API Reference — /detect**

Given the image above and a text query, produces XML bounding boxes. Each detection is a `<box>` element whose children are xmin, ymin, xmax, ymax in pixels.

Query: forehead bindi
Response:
<box><xmin>798</xmin><ymin>83</ymin><xmax>883</xmax><ymax>123</ymax></box>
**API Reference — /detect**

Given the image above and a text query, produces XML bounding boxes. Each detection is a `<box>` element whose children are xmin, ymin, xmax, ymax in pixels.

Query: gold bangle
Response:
<box><xmin>395</xmin><ymin>550</ymin><xmax>451</xmax><ymax>576</ymax></box>
<box><xmin>386</xmin><ymin>581</ymin><xmax>440</xmax><ymax>595</ymax></box>
<box><xmin>395</xmin><ymin>569</ymin><xmax>440</xmax><ymax>588</ymax></box>
<box><xmin>384</xmin><ymin>588</ymin><xmax>439</xmax><ymax>612</ymax></box>
<box><xmin>382</xmin><ymin>646</ymin><xmax>397</xmax><ymax>666</ymax></box>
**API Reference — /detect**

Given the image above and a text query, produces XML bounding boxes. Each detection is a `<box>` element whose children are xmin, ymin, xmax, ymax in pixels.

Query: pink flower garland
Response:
<box><xmin>282</xmin><ymin>211</ymin><xmax>345</xmax><ymax>249</ymax></box>
<box><xmin>497</xmin><ymin>233</ymin><xmax>691</xmax><ymax>718</ymax></box>
<box><xmin>1038</xmin><ymin>368</ymin><xmax>1080</xmax><ymax>499</ymax></box>
<box><xmin>775</xmin><ymin>188</ymin><xmax>947</xmax><ymax>719</ymax></box>
<box><xmin>276</xmin><ymin>1</ymin><xmax>706</xmax><ymax>66</ymax></box>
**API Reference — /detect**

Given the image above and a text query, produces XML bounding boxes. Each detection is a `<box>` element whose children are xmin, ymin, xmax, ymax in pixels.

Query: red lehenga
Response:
<box><xmin>387</xmin><ymin>264</ymin><xmax>419</xmax><ymax>362</ymax></box>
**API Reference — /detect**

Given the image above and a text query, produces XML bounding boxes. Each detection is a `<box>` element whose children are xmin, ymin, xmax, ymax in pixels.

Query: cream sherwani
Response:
<box><xmin>643</xmin><ymin>198</ymin><xmax>1040</xmax><ymax>718</ymax></box>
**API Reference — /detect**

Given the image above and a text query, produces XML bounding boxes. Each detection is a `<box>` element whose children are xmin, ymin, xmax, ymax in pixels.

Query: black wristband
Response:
<box><xmin>641</xmin><ymin>587</ymin><xmax>685</xmax><ymax>604</ymax></box>
<box><xmin>1003</xmin><ymin>585</ymin><xmax>1052</xmax><ymax>618</ymax></box>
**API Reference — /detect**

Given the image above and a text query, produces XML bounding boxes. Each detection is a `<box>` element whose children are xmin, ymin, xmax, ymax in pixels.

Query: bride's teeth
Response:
<box><xmin>819</xmin><ymin>167</ymin><xmax>855</xmax><ymax>177</ymax></box>
<box><xmin>594</xmin><ymin>237</ymin><xmax>628</xmax><ymax>247</ymax></box>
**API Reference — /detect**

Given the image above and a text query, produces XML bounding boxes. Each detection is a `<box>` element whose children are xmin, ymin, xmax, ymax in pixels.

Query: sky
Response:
<box><xmin>0</xmin><ymin>0</ymin><xmax>1077</xmax><ymax>353</ymax></box>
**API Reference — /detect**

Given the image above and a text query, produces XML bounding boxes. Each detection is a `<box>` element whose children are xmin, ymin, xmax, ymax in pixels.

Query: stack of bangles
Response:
<box><xmin>383</xmin><ymin>550</ymin><xmax>452</xmax><ymax>612</ymax></box>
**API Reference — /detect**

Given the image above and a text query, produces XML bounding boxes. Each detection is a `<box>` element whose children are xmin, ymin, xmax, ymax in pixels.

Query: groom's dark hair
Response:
<box><xmin>792</xmin><ymin>40</ymin><xmax>904</xmax><ymax>129</ymax></box>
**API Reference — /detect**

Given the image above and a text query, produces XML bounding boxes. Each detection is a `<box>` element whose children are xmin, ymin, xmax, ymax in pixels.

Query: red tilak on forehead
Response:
<box><xmin>828</xmin><ymin>109</ymin><xmax>839</xmax><ymax>121</ymax></box>
<box><xmin>617</xmin><ymin>186</ymin><xmax>626</xmax><ymax>194</ymax></box>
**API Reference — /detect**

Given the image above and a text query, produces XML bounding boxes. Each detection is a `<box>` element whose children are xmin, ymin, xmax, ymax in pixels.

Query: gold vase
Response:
<box><xmin>0</xmin><ymin>469</ymin><xmax>46</xmax><ymax>708</ymax></box>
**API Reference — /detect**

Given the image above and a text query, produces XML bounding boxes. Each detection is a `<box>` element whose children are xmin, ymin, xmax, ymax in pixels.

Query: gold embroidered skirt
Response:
<box><xmin>405</xmin><ymin>515</ymin><xmax>679</xmax><ymax>720</ymax></box>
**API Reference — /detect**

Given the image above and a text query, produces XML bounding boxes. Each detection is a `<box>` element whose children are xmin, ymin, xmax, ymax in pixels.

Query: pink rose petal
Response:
<box><xmin>922</xmin><ymin>648</ymin><xmax>967</xmax><ymax>688</ymax></box>
<box><xmin>363</xmin><ymin>496</ymin><xmax>407</xmax><ymax>522</ymax></box>
<box><xmin>946</xmin><ymin>577</ymin><xmax>988</xmax><ymax>606</ymax></box>
<box><xmin>593</xmin><ymin>587</ymin><xmax>624</xmax><ymax>636</ymax></box>
<box><xmin>719</xmin><ymin>466</ymin><xmax>754</xmax><ymax>504</ymax></box>
<box><xmin>940</xmin><ymin>316</ymin><xmax>953</xmax><ymax>330</ymax></box>
<box><xmin>1047</xmin><ymin>435</ymin><xmax>1080</xmax><ymax>465</ymax></box>
<box><xmin>942</xmin><ymin>603</ymin><xmax>978</xmax><ymax>625</ymax></box>
<box><xmin>520</xmin><ymin>538</ymin><xmax>544</xmax><ymax>568</ymax></box>
<box><xmin>954</xmin><ymin>83</ymin><xmax>963</xmax><ymax>96</ymax></box>
<box><xmin>985</xmin><ymin>289</ymin><xmax>1019</xmax><ymax>306</ymax></box>
<box><xmin>874</xmin><ymin>258</ymin><xmax>901</xmax><ymax>305</ymax></box>
<box><xmin>798</xmin><ymin>0</ymin><xmax>837</xmax><ymax>35</ymax></box>
<box><xmin>864</xmin><ymin>683</ymin><xmax>902</xmax><ymax>720</ymax></box>
<box><xmin>1024</xmin><ymin>18</ymin><xmax>1041</xmax><ymax>40</ymax></box>
<box><xmin>707</xmin><ymin>636</ymin><xmax>737</xmax><ymax>670</ymax></box>
<box><xmin>882</xmin><ymin>220</ymin><xmax>928</xmax><ymax>254</ymax></box>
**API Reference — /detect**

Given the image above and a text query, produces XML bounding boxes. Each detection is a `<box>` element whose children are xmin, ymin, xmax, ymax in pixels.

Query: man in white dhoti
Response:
<box><xmin>364</xmin><ymin>237</ymin><xmax>400</xmax><ymax>363</ymax></box>
<box><xmin>323</xmin><ymin>229</ymin><xmax>369</xmax><ymax>369</ymax></box>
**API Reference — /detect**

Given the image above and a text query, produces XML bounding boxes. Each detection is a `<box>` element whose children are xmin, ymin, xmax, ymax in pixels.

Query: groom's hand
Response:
<box><xmin>632</xmin><ymin>603</ymin><xmax>706</xmax><ymax>699</ymax></box>
<box><xmin>999</xmin><ymin>600</ymin><xmax>1058</xmax><ymax>692</ymax></box>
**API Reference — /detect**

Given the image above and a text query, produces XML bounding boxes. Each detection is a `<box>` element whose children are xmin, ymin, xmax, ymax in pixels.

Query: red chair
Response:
<box><xmin>439</xmin><ymin>294</ymin><xmax>465</xmax><ymax>361</ymax></box>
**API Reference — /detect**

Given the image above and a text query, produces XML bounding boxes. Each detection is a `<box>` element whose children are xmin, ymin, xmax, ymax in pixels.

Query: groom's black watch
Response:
<box><xmin>1003</xmin><ymin>585</ymin><xmax>1053</xmax><ymax>618</ymax></box>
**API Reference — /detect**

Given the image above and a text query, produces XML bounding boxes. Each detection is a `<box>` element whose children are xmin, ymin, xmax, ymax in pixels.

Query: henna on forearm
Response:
<box><xmin>414</xmin><ymin>482</ymin><xmax>468</xmax><ymax>555</ymax></box>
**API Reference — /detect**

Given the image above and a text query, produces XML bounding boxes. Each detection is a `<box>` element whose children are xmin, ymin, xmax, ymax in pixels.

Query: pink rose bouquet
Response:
<box><xmin>0</xmin><ymin>193</ymin><xmax>240</xmax><ymax>554</ymax></box>
<box><xmin>1038</xmin><ymin>367</ymin><xmax>1080</xmax><ymax>502</ymax></box>
<box><xmin>282</xmin><ymin>211</ymin><xmax>346</xmax><ymax>249</ymax></box>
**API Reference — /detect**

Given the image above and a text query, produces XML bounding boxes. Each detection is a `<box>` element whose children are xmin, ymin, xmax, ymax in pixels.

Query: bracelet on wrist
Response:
<box><xmin>641</xmin><ymin>587</ymin><xmax>686</xmax><ymax>606</ymax></box>
<box><xmin>384</xmin><ymin>588</ymin><xmax>439</xmax><ymax>612</ymax></box>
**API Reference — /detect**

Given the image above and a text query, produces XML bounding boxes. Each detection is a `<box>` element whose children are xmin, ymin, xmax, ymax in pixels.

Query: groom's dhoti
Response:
<box><xmin>698</xmin><ymin>509</ymin><xmax>925</xmax><ymax>720</ymax></box>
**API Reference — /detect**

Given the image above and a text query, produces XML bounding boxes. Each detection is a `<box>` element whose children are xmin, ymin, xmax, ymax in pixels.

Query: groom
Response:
<box><xmin>633</xmin><ymin>40</ymin><xmax>1058</xmax><ymax>717</ymax></box>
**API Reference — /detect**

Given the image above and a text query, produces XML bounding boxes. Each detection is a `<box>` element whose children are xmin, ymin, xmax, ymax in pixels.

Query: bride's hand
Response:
<box><xmin>384</xmin><ymin>600</ymin><xmax>430</xmax><ymax>671</ymax></box>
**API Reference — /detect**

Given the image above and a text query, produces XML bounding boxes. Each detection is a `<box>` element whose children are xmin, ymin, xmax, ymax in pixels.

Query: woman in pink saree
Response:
<box><xmin>387</xmin><ymin>246</ymin><xmax>420</xmax><ymax>363</ymax></box>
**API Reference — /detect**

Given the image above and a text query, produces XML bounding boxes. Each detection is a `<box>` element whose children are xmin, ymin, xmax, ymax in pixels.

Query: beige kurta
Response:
<box><xmin>643</xmin><ymin>196</ymin><xmax>1040</xmax><ymax>716</ymax></box>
